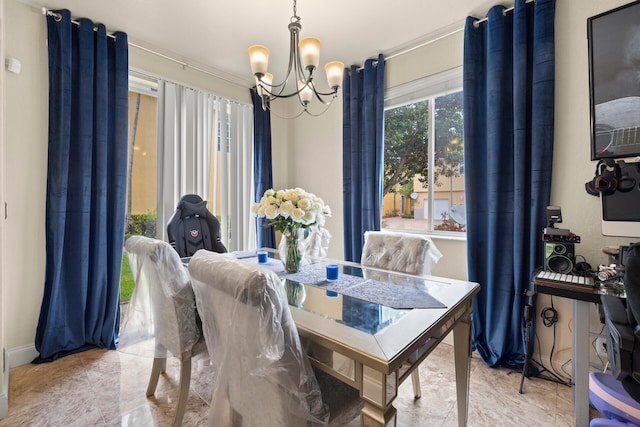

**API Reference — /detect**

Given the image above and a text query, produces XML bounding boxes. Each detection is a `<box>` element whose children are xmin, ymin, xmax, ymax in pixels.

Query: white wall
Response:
<box><xmin>1</xmin><ymin>0</ymin><xmax>638</xmax><ymax>379</ymax></box>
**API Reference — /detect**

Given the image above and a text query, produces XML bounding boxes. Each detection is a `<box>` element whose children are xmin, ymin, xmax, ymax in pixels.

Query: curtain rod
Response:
<box><xmin>473</xmin><ymin>0</ymin><xmax>536</xmax><ymax>27</ymax></box>
<box><xmin>42</xmin><ymin>8</ymin><xmax>244</xmax><ymax>87</ymax></box>
<box><xmin>384</xmin><ymin>0</ymin><xmax>536</xmax><ymax>63</ymax></box>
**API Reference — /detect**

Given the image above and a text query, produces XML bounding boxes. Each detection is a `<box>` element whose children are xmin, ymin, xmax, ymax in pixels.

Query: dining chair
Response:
<box><xmin>360</xmin><ymin>230</ymin><xmax>443</xmax><ymax>399</ymax></box>
<box><xmin>121</xmin><ymin>235</ymin><xmax>203</xmax><ymax>427</ymax></box>
<box><xmin>188</xmin><ymin>250</ymin><xmax>363</xmax><ymax>427</ymax></box>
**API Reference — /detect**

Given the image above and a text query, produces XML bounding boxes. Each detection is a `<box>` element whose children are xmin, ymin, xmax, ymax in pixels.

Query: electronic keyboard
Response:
<box><xmin>535</xmin><ymin>270</ymin><xmax>595</xmax><ymax>287</ymax></box>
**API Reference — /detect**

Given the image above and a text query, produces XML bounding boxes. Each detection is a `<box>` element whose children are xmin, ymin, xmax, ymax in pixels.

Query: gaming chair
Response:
<box><xmin>590</xmin><ymin>243</ymin><xmax>640</xmax><ymax>425</ymax></box>
<box><xmin>166</xmin><ymin>194</ymin><xmax>227</xmax><ymax>257</ymax></box>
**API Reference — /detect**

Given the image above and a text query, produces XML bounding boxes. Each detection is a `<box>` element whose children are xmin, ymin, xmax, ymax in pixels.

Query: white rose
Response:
<box><xmin>279</xmin><ymin>200</ymin><xmax>294</xmax><ymax>218</ymax></box>
<box><xmin>265</xmin><ymin>195</ymin><xmax>277</xmax><ymax>205</ymax></box>
<box><xmin>291</xmin><ymin>208</ymin><xmax>305</xmax><ymax>222</ymax></box>
<box><xmin>264</xmin><ymin>205</ymin><xmax>278</xmax><ymax>219</ymax></box>
<box><xmin>265</xmin><ymin>189</ymin><xmax>275</xmax><ymax>197</ymax></box>
<box><xmin>298</xmin><ymin>198</ymin><xmax>312</xmax><ymax>210</ymax></box>
<box><xmin>303</xmin><ymin>210</ymin><xmax>316</xmax><ymax>224</ymax></box>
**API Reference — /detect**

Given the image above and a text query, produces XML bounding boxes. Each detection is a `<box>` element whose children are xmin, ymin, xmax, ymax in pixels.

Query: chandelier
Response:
<box><xmin>248</xmin><ymin>0</ymin><xmax>344</xmax><ymax>116</ymax></box>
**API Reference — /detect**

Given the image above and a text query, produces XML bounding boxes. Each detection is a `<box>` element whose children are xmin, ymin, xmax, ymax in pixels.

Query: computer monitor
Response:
<box><xmin>601</xmin><ymin>160</ymin><xmax>640</xmax><ymax>238</ymax></box>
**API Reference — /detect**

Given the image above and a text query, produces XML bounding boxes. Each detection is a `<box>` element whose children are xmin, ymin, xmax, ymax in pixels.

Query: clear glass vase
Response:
<box><xmin>280</xmin><ymin>228</ymin><xmax>305</xmax><ymax>273</ymax></box>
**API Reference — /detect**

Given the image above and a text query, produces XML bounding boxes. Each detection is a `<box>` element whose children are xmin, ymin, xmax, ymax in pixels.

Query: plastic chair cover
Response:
<box><xmin>188</xmin><ymin>250</ymin><xmax>329</xmax><ymax>427</ymax></box>
<box><xmin>305</xmin><ymin>226</ymin><xmax>332</xmax><ymax>259</ymax></box>
<box><xmin>360</xmin><ymin>230</ymin><xmax>442</xmax><ymax>275</ymax></box>
<box><xmin>119</xmin><ymin>235</ymin><xmax>200</xmax><ymax>358</ymax></box>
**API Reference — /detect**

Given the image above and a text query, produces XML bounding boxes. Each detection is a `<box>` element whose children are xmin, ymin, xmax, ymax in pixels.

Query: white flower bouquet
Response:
<box><xmin>252</xmin><ymin>187</ymin><xmax>331</xmax><ymax>273</ymax></box>
<box><xmin>252</xmin><ymin>187</ymin><xmax>331</xmax><ymax>235</ymax></box>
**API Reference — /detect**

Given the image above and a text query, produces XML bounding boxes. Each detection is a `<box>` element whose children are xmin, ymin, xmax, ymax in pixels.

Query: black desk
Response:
<box><xmin>529</xmin><ymin>270</ymin><xmax>624</xmax><ymax>427</ymax></box>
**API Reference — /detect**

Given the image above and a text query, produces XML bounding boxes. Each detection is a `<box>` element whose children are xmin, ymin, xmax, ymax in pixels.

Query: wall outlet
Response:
<box><xmin>596</xmin><ymin>336</ymin><xmax>608</xmax><ymax>357</ymax></box>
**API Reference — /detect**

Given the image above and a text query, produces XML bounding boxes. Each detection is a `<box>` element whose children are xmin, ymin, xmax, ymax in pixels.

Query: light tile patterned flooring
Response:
<box><xmin>1</xmin><ymin>341</ymin><xmax>600</xmax><ymax>426</ymax></box>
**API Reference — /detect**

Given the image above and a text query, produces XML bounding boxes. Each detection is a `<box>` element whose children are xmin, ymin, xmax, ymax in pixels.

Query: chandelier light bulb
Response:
<box><xmin>298</xmin><ymin>37</ymin><xmax>321</xmax><ymax>70</ymax></box>
<box><xmin>248</xmin><ymin>45</ymin><xmax>270</xmax><ymax>76</ymax></box>
<box><xmin>325</xmin><ymin>61</ymin><xmax>344</xmax><ymax>90</ymax></box>
<box><xmin>257</xmin><ymin>72</ymin><xmax>273</xmax><ymax>97</ymax></box>
<box><xmin>298</xmin><ymin>80</ymin><xmax>314</xmax><ymax>105</ymax></box>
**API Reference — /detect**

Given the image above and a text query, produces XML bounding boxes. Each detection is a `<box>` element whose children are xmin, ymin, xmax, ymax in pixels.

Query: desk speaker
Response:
<box><xmin>545</xmin><ymin>243</ymin><xmax>575</xmax><ymax>274</ymax></box>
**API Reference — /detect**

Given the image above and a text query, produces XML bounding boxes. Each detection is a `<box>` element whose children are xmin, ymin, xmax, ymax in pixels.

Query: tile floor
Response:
<box><xmin>1</xmin><ymin>341</ymin><xmax>601</xmax><ymax>427</ymax></box>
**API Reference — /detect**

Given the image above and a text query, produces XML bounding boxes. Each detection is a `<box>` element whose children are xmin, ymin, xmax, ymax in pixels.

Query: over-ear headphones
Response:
<box><xmin>585</xmin><ymin>159</ymin><xmax>637</xmax><ymax>196</ymax></box>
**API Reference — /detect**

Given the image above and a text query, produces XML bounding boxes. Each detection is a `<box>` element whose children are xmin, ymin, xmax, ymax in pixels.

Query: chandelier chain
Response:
<box><xmin>292</xmin><ymin>0</ymin><xmax>299</xmax><ymax>23</ymax></box>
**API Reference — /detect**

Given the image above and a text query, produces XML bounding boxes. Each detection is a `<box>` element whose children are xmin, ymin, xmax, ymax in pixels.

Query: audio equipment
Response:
<box><xmin>585</xmin><ymin>159</ymin><xmax>637</xmax><ymax>197</ymax></box>
<box><xmin>545</xmin><ymin>242</ymin><xmax>575</xmax><ymax>274</ymax></box>
<box><xmin>534</xmin><ymin>270</ymin><xmax>595</xmax><ymax>287</ymax></box>
<box><xmin>542</xmin><ymin>232</ymin><xmax>581</xmax><ymax>243</ymax></box>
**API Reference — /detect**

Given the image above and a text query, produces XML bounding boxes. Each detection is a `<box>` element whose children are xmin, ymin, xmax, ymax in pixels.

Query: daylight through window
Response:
<box><xmin>383</xmin><ymin>68</ymin><xmax>465</xmax><ymax>236</ymax></box>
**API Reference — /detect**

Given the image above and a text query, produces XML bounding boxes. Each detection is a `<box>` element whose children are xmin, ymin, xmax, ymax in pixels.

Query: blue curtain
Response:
<box><xmin>342</xmin><ymin>55</ymin><xmax>385</xmax><ymax>262</ymax></box>
<box><xmin>463</xmin><ymin>0</ymin><xmax>555</xmax><ymax>369</ymax></box>
<box><xmin>34</xmin><ymin>10</ymin><xmax>129</xmax><ymax>362</ymax></box>
<box><xmin>251</xmin><ymin>88</ymin><xmax>276</xmax><ymax>249</ymax></box>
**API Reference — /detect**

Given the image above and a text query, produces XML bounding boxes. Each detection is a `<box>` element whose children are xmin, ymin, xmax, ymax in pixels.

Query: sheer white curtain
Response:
<box><xmin>210</xmin><ymin>100</ymin><xmax>256</xmax><ymax>252</ymax></box>
<box><xmin>156</xmin><ymin>81</ymin><xmax>255</xmax><ymax>250</ymax></box>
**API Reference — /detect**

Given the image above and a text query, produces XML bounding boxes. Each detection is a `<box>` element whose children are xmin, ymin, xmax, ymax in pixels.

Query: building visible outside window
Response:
<box><xmin>382</xmin><ymin>68</ymin><xmax>465</xmax><ymax>236</ymax></box>
<box><xmin>121</xmin><ymin>74</ymin><xmax>159</xmax><ymax>300</ymax></box>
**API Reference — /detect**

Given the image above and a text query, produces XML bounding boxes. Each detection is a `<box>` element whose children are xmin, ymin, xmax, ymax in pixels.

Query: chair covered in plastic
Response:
<box><xmin>188</xmin><ymin>250</ymin><xmax>363</xmax><ymax>426</ymax></box>
<box><xmin>166</xmin><ymin>194</ymin><xmax>226</xmax><ymax>257</ymax></box>
<box><xmin>120</xmin><ymin>235</ymin><xmax>202</xmax><ymax>427</ymax></box>
<box><xmin>360</xmin><ymin>230</ymin><xmax>443</xmax><ymax>399</ymax></box>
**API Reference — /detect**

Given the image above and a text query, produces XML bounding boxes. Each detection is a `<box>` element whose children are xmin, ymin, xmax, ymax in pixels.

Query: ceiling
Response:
<box><xmin>24</xmin><ymin>0</ymin><xmax>504</xmax><ymax>87</ymax></box>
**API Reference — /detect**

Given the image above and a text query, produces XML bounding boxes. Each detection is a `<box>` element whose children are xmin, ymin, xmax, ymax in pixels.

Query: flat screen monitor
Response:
<box><xmin>602</xmin><ymin>160</ymin><xmax>640</xmax><ymax>237</ymax></box>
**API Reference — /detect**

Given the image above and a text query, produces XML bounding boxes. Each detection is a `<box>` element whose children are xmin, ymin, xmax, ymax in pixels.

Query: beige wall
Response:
<box><xmin>1</xmin><ymin>0</ymin><xmax>639</xmax><ymax>383</ymax></box>
<box><xmin>3</xmin><ymin>0</ymin><xmax>48</xmax><ymax>369</ymax></box>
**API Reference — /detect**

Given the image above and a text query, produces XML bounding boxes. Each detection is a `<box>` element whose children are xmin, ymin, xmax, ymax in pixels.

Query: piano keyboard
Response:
<box><xmin>535</xmin><ymin>270</ymin><xmax>595</xmax><ymax>287</ymax></box>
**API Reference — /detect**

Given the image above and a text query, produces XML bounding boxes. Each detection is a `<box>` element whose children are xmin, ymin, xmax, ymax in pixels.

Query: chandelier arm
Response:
<box><xmin>314</xmin><ymin>91</ymin><xmax>338</xmax><ymax>105</ymax></box>
<box><xmin>302</xmin><ymin>101</ymin><xmax>335</xmax><ymax>117</ymax></box>
<box><xmin>312</xmin><ymin>88</ymin><xmax>339</xmax><ymax>98</ymax></box>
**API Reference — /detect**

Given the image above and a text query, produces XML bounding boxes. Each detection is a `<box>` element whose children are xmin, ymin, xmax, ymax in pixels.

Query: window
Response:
<box><xmin>382</xmin><ymin>67</ymin><xmax>465</xmax><ymax>236</ymax></box>
<box><xmin>121</xmin><ymin>74</ymin><xmax>159</xmax><ymax>301</ymax></box>
<box><xmin>126</xmin><ymin>75</ymin><xmax>159</xmax><ymax>239</ymax></box>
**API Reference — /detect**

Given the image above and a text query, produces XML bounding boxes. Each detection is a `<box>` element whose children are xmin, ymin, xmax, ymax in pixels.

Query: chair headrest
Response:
<box><xmin>180</xmin><ymin>199</ymin><xmax>208</xmax><ymax>219</ymax></box>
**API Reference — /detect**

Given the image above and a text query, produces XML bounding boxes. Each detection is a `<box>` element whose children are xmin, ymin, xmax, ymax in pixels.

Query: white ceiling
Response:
<box><xmin>24</xmin><ymin>0</ymin><xmax>504</xmax><ymax>87</ymax></box>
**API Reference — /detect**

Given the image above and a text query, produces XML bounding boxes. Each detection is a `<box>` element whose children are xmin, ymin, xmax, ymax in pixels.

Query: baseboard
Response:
<box><xmin>7</xmin><ymin>344</ymin><xmax>37</xmax><ymax>368</ymax></box>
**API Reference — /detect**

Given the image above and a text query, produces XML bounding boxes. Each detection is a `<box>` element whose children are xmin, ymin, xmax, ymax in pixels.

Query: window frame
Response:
<box><xmin>383</xmin><ymin>67</ymin><xmax>466</xmax><ymax>240</ymax></box>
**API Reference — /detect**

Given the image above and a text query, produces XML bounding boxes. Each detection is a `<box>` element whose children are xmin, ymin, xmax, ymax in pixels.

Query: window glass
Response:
<box><xmin>122</xmin><ymin>76</ymin><xmax>159</xmax><ymax>301</ymax></box>
<box><xmin>382</xmin><ymin>68</ymin><xmax>465</xmax><ymax>236</ymax></box>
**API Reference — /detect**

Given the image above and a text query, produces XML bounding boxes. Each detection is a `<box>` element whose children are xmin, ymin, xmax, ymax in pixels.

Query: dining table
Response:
<box><xmin>234</xmin><ymin>248</ymin><xmax>481</xmax><ymax>427</ymax></box>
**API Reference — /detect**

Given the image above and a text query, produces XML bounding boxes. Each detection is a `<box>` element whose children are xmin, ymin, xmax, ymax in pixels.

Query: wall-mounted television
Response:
<box><xmin>588</xmin><ymin>1</ymin><xmax>640</xmax><ymax>160</ymax></box>
<box><xmin>602</xmin><ymin>160</ymin><xmax>640</xmax><ymax>238</ymax></box>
